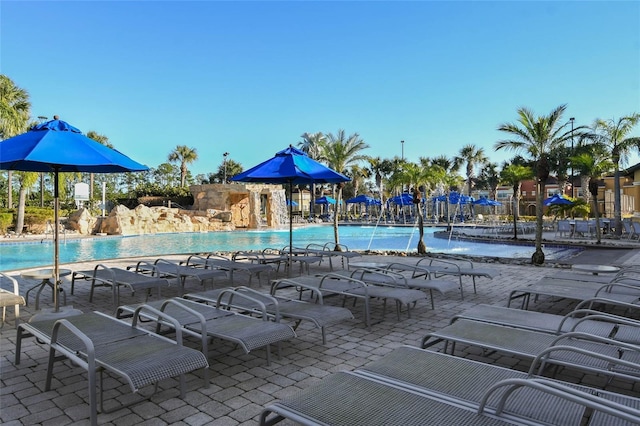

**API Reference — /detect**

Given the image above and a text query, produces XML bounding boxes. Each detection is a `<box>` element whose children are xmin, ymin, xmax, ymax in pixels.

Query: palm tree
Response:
<box><xmin>366</xmin><ymin>156</ymin><xmax>393</xmax><ymax>202</ymax></box>
<box><xmin>456</xmin><ymin>144</ymin><xmax>487</xmax><ymax>196</ymax></box>
<box><xmin>571</xmin><ymin>150</ymin><xmax>614</xmax><ymax>244</ymax></box>
<box><xmin>321</xmin><ymin>130</ymin><xmax>369</xmax><ymax>249</ymax></box>
<box><xmin>495</xmin><ymin>105</ymin><xmax>586</xmax><ymax>264</ymax></box>
<box><xmin>500</xmin><ymin>164</ymin><xmax>534</xmax><ymax>240</ymax></box>
<box><xmin>86</xmin><ymin>131</ymin><xmax>112</xmax><ymax>203</ymax></box>
<box><xmin>0</xmin><ymin>75</ymin><xmax>31</xmax><ymax>209</ymax></box>
<box><xmin>298</xmin><ymin>132</ymin><xmax>326</xmax><ymax>218</ymax></box>
<box><xmin>591</xmin><ymin>114</ymin><xmax>640</xmax><ymax>236</ymax></box>
<box><xmin>168</xmin><ymin>145</ymin><xmax>198</xmax><ymax>188</ymax></box>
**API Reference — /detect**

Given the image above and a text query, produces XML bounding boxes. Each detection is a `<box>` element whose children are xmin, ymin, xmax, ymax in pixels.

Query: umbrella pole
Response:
<box><xmin>53</xmin><ymin>170</ymin><xmax>60</xmax><ymax>312</ymax></box>
<box><xmin>288</xmin><ymin>182</ymin><xmax>293</xmax><ymax>276</ymax></box>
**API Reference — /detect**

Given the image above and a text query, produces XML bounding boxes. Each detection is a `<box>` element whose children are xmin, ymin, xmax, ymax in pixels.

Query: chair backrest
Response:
<box><xmin>575</xmin><ymin>221</ymin><xmax>589</xmax><ymax>232</ymax></box>
<box><xmin>558</xmin><ymin>220</ymin><xmax>571</xmax><ymax>232</ymax></box>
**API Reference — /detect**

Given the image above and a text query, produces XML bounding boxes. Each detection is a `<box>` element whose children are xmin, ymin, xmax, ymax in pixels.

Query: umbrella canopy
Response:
<box><xmin>543</xmin><ymin>194</ymin><xmax>574</xmax><ymax>206</ymax></box>
<box><xmin>315</xmin><ymin>196</ymin><xmax>336</xmax><ymax>205</ymax></box>
<box><xmin>387</xmin><ymin>193</ymin><xmax>413</xmax><ymax>206</ymax></box>
<box><xmin>286</xmin><ymin>199</ymin><xmax>298</xmax><ymax>207</ymax></box>
<box><xmin>473</xmin><ymin>196</ymin><xmax>502</xmax><ymax>206</ymax></box>
<box><xmin>345</xmin><ymin>194</ymin><xmax>380</xmax><ymax>206</ymax></box>
<box><xmin>0</xmin><ymin>117</ymin><xmax>148</xmax><ymax>312</ymax></box>
<box><xmin>231</xmin><ymin>145</ymin><xmax>349</xmax><ymax>263</ymax></box>
<box><xmin>230</xmin><ymin>145</ymin><xmax>349</xmax><ymax>185</ymax></box>
<box><xmin>434</xmin><ymin>191</ymin><xmax>473</xmax><ymax>205</ymax></box>
<box><xmin>1</xmin><ymin>119</ymin><xmax>148</xmax><ymax>173</ymax></box>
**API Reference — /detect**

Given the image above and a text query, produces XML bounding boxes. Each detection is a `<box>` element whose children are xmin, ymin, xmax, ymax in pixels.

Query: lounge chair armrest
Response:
<box><xmin>50</xmin><ymin>319</ymin><xmax>95</xmax><ymax>370</ymax></box>
<box><xmin>182</xmin><ymin>254</ymin><xmax>209</xmax><ymax>267</ymax></box>
<box><xmin>550</xmin><ymin>331</ymin><xmax>640</xmax><ymax>348</ymax></box>
<box><xmin>416</xmin><ymin>256</ymin><xmax>462</xmax><ymax>272</ymax></box>
<box><xmin>129</xmin><ymin>260</ymin><xmax>159</xmax><ymax>275</ymax></box>
<box><xmin>0</xmin><ymin>272</ymin><xmax>20</xmax><ymax>295</ymax></box>
<box><xmin>529</xmin><ymin>342</ymin><xmax>640</xmax><ymax>378</ymax></box>
<box><xmin>384</xmin><ymin>262</ymin><xmax>432</xmax><ymax>279</ymax></box>
<box><xmin>595</xmin><ymin>282</ymin><xmax>640</xmax><ymax>296</ymax></box>
<box><xmin>575</xmin><ymin>297</ymin><xmax>640</xmax><ymax>311</ymax></box>
<box><xmin>318</xmin><ymin>273</ymin><xmax>368</xmax><ymax>294</ymax></box>
<box><xmin>132</xmin><ymin>304</ymin><xmax>185</xmax><ymax>344</ymax></box>
<box><xmin>216</xmin><ymin>288</ymin><xmax>271</xmax><ymax>320</ymax></box>
<box><xmin>479</xmin><ymin>378</ymin><xmax>640</xmax><ymax>423</ymax></box>
<box><xmin>350</xmin><ymin>268</ymin><xmax>408</xmax><ymax>288</ymax></box>
<box><xmin>270</xmin><ymin>279</ymin><xmax>325</xmax><ymax>304</ymax></box>
<box><xmin>569</xmin><ymin>312</ymin><xmax>640</xmax><ymax>331</ymax></box>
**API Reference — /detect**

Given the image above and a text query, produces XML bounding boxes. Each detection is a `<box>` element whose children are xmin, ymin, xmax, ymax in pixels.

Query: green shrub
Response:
<box><xmin>0</xmin><ymin>212</ymin><xmax>12</xmax><ymax>233</ymax></box>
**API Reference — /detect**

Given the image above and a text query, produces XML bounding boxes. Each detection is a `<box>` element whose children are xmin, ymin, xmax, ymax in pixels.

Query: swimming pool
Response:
<box><xmin>0</xmin><ymin>225</ymin><xmax>579</xmax><ymax>271</ymax></box>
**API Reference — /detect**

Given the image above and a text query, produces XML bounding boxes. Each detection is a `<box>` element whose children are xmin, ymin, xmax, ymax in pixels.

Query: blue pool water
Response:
<box><xmin>0</xmin><ymin>225</ymin><xmax>578</xmax><ymax>271</ymax></box>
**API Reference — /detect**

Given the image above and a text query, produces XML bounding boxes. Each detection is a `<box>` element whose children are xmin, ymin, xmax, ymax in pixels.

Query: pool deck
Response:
<box><xmin>1</xmin><ymin>231</ymin><xmax>639</xmax><ymax>425</ymax></box>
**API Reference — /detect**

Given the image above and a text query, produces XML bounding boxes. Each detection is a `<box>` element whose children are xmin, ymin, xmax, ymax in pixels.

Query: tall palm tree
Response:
<box><xmin>571</xmin><ymin>150</ymin><xmax>614</xmax><ymax>244</ymax></box>
<box><xmin>500</xmin><ymin>164</ymin><xmax>534</xmax><ymax>240</ymax></box>
<box><xmin>0</xmin><ymin>75</ymin><xmax>31</xmax><ymax>209</ymax></box>
<box><xmin>366</xmin><ymin>156</ymin><xmax>393</xmax><ymax>203</ymax></box>
<box><xmin>456</xmin><ymin>144</ymin><xmax>487</xmax><ymax>196</ymax></box>
<box><xmin>86</xmin><ymin>131</ymin><xmax>112</xmax><ymax>203</ymax></box>
<box><xmin>321</xmin><ymin>130</ymin><xmax>369</xmax><ymax>249</ymax></box>
<box><xmin>168</xmin><ymin>145</ymin><xmax>198</xmax><ymax>188</ymax></box>
<box><xmin>495</xmin><ymin>105</ymin><xmax>586</xmax><ymax>264</ymax></box>
<box><xmin>298</xmin><ymin>132</ymin><xmax>326</xmax><ymax>218</ymax></box>
<box><xmin>591</xmin><ymin>114</ymin><xmax>640</xmax><ymax>236</ymax></box>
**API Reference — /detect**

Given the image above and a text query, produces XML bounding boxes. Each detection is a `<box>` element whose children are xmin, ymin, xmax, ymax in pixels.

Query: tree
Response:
<box><xmin>85</xmin><ymin>131</ymin><xmax>112</xmax><ymax>203</ymax></box>
<box><xmin>321</xmin><ymin>130</ymin><xmax>369</xmax><ymax>249</ymax></box>
<box><xmin>476</xmin><ymin>162</ymin><xmax>501</xmax><ymax>200</ymax></box>
<box><xmin>298</xmin><ymin>132</ymin><xmax>326</xmax><ymax>217</ymax></box>
<box><xmin>495</xmin><ymin>105</ymin><xmax>585</xmax><ymax>264</ymax></box>
<box><xmin>0</xmin><ymin>75</ymin><xmax>31</xmax><ymax>209</ymax></box>
<box><xmin>571</xmin><ymin>149</ymin><xmax>614</xmax><ymax>244</ymax></box>
<box><xmin>500</xmin><ymin>164</ymin><xmax>534</xmax><ymax>240</ymax></box>
<box><xmin>208</xmin><ymin>159</ymin><xmax>243</xmax><ymax>183</ymax></box>
<box><xmin>455</xmin><ymin>144</ymin><xmax>487</xmax><ymax>196</ymax></box>
<box><xmin>168</xmin><ymin>145</ymin><xmax>198</xmax><ymax>188</ymax></box>
<box><xmin>366</xmin><ymin>156</ymin><xmax>394</xmax><ymax>204</ymax></box>
<box><xmin>591</xmin><ymin>114</ymin><xmax>640</xmax><ymax>236</ymax></box>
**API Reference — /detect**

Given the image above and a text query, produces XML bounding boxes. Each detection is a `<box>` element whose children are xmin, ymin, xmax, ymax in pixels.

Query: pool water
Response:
<box><xmin>0</xmin><ymin>224</ymin><xmax>579</xmax><ymax>271</ymax></box>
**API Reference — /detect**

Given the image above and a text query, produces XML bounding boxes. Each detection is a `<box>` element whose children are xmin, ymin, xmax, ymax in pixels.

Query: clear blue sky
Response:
<box><xmin>2</xmin><ymin>1</ymin><xmax>639</xmax><ymax>178</ymax></box>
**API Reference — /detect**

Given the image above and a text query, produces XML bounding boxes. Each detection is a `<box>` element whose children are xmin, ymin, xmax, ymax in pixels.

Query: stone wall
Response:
<box><xmin>190</xmin><ymin>183</ymin><xmax>287</xmax><ymax>229</ymax></box>
<box><xmin>67</xmin><ymin>205</ymin><xmax>234</xmax><ymax>236</ymax></box>
<box><xmin>66</xmin><ymin>183</ymin><xmax>288</xmax><ymax>235</ymax></box>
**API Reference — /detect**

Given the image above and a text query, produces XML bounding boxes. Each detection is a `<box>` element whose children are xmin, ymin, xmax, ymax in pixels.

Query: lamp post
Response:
<box><xmin>569</xmin><ymin>117</ymin><xmax>575</xmax><ymax>197</ymax></box>
<box><xmin>401</xmin><ymin>140</ymin><xmax>404</xmax><ymax>161</ymax></box>
<box><xmin>223</xmin><ymin>152</ymin><xmax>229</xmax><ymax>183</ymax></box>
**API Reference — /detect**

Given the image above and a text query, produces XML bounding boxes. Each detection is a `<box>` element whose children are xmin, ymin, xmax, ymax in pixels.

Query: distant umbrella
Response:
<box><xmin>345</xmin><ymin>194</ymin><xmax>380</xmax><ymax>206</ymax></box>
<box><xmin>286</xmin><ymin>199</ymin><xmax>298</xmax><ymax>206</ymax></box>
<box><xmin>315</xmin><ymin>196</ymin><xmax>336</xmax><ymax>205</ymax></box>
<box><xmin>473</xmin><ymin>197</ymin><xmax>502</xmax><ymax>206</ymax></box>
<box><xmin>543</xmin><ymin>194</ymin><xmax>574</xmax><ymax>206</ymax></box>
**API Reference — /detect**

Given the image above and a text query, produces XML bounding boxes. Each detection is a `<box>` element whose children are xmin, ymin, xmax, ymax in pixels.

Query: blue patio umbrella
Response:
<box><xmin>543</xmin><ymin>194</ymin><xmax>574</xmax><ymax>206</ymax></box>
<box><xmin>315</xmin><ymin>196</ymin><xmax>336</xmax><ymax>205</ymax></box>
<box><xmin>387</xmin><ymin>193</ymin><xmax>413</xmax><ymax>206</ymax></box>
<box><xmin>286</xmin><ymin>199</ymin><xmax>298</xmax><ymax>206</ymax></box>
<box><xmin>231</xmin><ymin>145</ymin><xmax>350</xmax><ymax>262</ymax></box>
<box><xmin>473</xmin><ymin>196</ymin><xmax>503</xmax><ymax>206</ymax></box>
<box><xmin>345</xmin><ymin>194</ymin><xmax>380</xmax><ymax>206</ymax></box>
<box><xmin>0</xmin><ymin>117</ymin><xmax>148</xmax><ymax>312</ymax></box>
